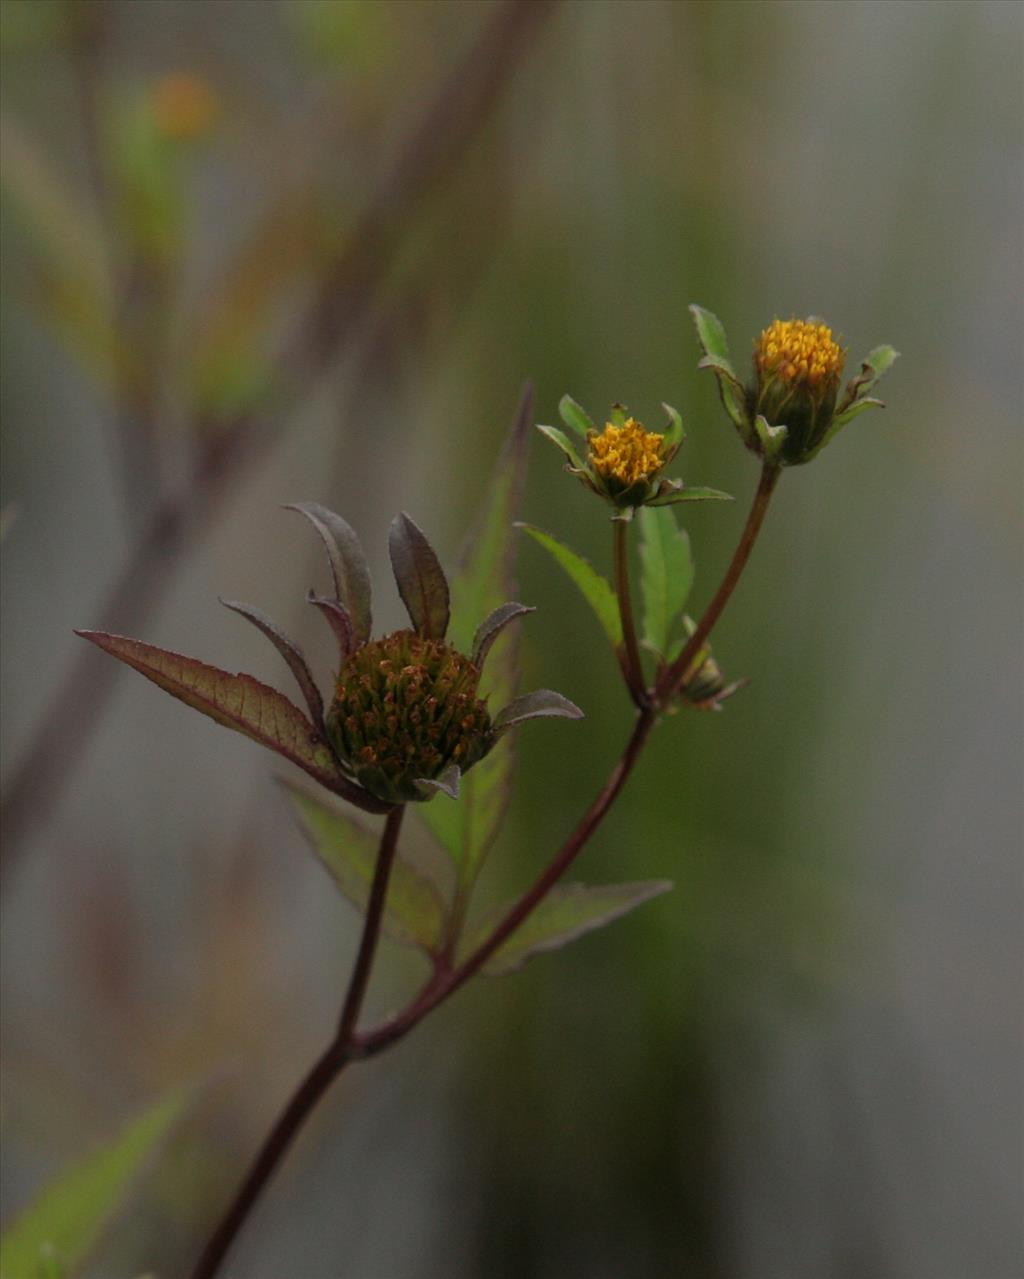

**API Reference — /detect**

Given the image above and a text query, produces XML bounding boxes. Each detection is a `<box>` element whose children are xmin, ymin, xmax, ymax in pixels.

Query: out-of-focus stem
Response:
<box><xmin>190</xmin><ymin>806</ymin><xmax>405</xmax><ymax>1279</ymax></box>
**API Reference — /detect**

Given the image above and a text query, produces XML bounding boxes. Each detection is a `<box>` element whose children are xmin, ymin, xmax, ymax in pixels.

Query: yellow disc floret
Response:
<box><xmin>754</xmin><ymin>318</ymin><xmax>844</xmax><ymax>390</ymax></box>
<box><xmin>588</xmin><ymin>418</ymin><xmax>666</xmax><ymax>490</ymax></box>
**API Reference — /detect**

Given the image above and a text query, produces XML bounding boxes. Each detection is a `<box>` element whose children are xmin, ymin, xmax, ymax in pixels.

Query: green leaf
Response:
<box><xmin>0</xmin><ymin>1092</ymin><xmax>183</xmax><ymax>1279</ymax></box>
<box><xmin>638</xmin><ymin>506</ymin><xmax>693</xmax><ymax>657</ymax></box>
<box><xmin>422</xmin><ymin>384</ymin><xmax>534</xmax><ymax>883</ymax></box>
<box><xmin>557</xmin><ymin>394</ymin><xmax>595</xmax><ymax>439</ymax></box>
<box><xmin>518</xmin><ymin>524</ymin><xmax>622</xmax><ymax>649</ymax></box>
<box><xmin>220</xmin><ymin>598</ymin><xmax>324</xmax><ymax>727</ymax></box>
<box><xmin>388</xmin><ymin>512</ymin><xmax>450</xmax><ymax>639</ymax></box>
<box><xmin>661</xmin><ymin>402</ymin><xmax>685</xmax><ymax>451</ymax></box>
<box><xmin>75</xmin><ymin>631</ymin><xmax>389</xmax><ymax>814</ymax></box>
<box><xmin>536</xmin><ymin>423</ymin><xmax>586</xmax><ymax>471</ymax></box>
<box><xmin>491</xmin><ymin>689</ymin><xmax>584</xmax><ymax>736</ymax></box>
<box><xmin>829</xmin><ymin>396</ymin><xmax>886</xmax><ymax>429</ymax></box>
<box><xmin>282</xmin><ymin>779</ymin><xmax>446</xmax><ymax>952</ymax></box>
<box><xmin>608</xmin><ymin>403</ymin><xmax>629</xmax><ymax>427</ymax></box>
<box><xmin>462</xmin><ymin>881</ymin><xmax>673</xmax><ymax>976</ymax></box>
<box><xmin>284</xmin><ymin>504</ymin><xmax>372</xmax><ymax>642</ymax></box>
<box><xmin>690</xmin><ymin>305</ymin><xmax>749</xmax><ymax>430</ymax></box>
<box><xmin>648</xmin><ymin>485</ymin><xmax>733</xmax><ymax>506</ymax></box>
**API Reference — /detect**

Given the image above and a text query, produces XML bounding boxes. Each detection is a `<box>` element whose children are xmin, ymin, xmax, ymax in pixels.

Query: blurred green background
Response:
<box><xmin>2</xmin><ymin>1</ymin><xmax>1021</xmax><ymax>1276</ymax></box>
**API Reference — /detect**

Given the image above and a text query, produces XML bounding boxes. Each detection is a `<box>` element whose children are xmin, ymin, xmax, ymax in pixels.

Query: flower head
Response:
<box><xmin>538</xmin><ymin>398</ymin><xmax>730</xmax><ymax>514</ymax></box>
<box><xmin>691</xmin><ymin>305</ymin><xmax>898</xmax><ymax>467</ymax></box>
<box><xmin>289</xmin><ymin>507</ymin><xmax>583</xmax><ymax>804</ymax></box>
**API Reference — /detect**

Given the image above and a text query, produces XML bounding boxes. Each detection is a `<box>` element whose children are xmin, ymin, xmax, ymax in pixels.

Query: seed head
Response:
<box><xmin>326</xmin><ymin>629</ymin><xmax>491</xmax><ymax>804</ymax></box>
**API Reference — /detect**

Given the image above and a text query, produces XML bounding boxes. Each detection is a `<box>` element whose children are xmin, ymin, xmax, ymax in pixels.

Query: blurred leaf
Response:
<box><xmin>220</xmin><ymin>598</ymin><xmax>324</xmax><ymax>727</ymax></box>
<box><xmin>285</xmin><ymin>504</ymin><xmax>372</xmax><ymax>642</ymax></box>
<box><xmin>492</xmin><ymin>689</ymin><xmax>584</xmax><ymax>735</ymax></box>
<box><xmin>421</xmin><ymin>386</ymin><xmax>533</xmax><ymax>886</ymax></box>
<box><xmin>388</xmin><ymin>513</ymin><xmax>450</xmax><ymax>640</ymax></box>
<box><xmin>0</xmin><ymin>1092</ymin><xmax>183</xmax><ymax>1279</ymax></box>
<box><xmin>661</xmin><ymin>401</ymin><xmax>684</xmax><ymax>451</ymax></box>
<box><xmin>638</xmin><ymin>506</ymin><xmax>693</xmax><ymax>658</ymax></box>
<box><xmin>462</xmin><ymin>881</ymin><xmax>673</xmax><ymax>976</ymax></box>
<box><xmin>518</xmin><ymin>523</ymin><xmax>623</xmax><ymax>649</ymax></box>
<box><xmin>282</xmin><ymin>779</ymin><xmax>446</xmax><ymax>952</ymax></box>
<box><xmin>557</xmin><ymin>394</ymin><xmax>595</xmax><ymax>439</ymax></box>
<box><xmin>74</xmin><ymin>631</ymin><xmax>383</xmax><ymax>810</ymax></box>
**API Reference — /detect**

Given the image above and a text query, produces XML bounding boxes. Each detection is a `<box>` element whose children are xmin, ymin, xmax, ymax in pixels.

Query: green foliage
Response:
<box><xmin>557</xmin><ymin>394</ymin><xmax>595</xmax><ymax>439</ymax></box>
<box><xmin>0</xmin><ymin>1093</ymin><xmax>183</xmax><ymax>1279</ymax></box>
<box><xmin>283</xmin><ymin>780</ymin><xmax>447</xmax><ymax>953</ymax></box>
<box><xmin>518</xmin><ymin>523</ymin><xmax>623</xmax><ymax>649</ymax></box>
<box><xmin>420</xmin><ymin>388</ymin><xmax>533</xmax><ymax>887</ymax></box>
<box><xmin>462</xmin><ymin>881</ymin><xmax>673</xmax><ymax>976</ymax></box>
<box><xmin>638</xmin><ymin>506</ymin><xmax>694</xmax><ymax>658</ymax></box>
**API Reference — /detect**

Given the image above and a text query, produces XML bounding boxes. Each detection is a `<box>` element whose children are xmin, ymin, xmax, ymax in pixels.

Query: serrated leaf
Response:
<box><xmin>220</xmin><ymin>598</ymin><xmax>324</xmax><ymax>727</ymax></box>
<box><xmin>421</xmin><ymin>385</ymin><xmax>533</xmax><ymax>884</ymax></box>
<box><xmin>536</xmin><ymin>423</ymin><xmax>586</xmax><ymax>471</ymax></box>
<box><xmin>462</xmin><ymin>881</ymin><xmax>673</xmax><ymax>976</ymax></box>
<box><xmin>518</xmin><ymin>524</ymin><xmax>622</xmax><ymax>649</ymax></box>
<box><xmin>638</xmin><ymin>506</ymin><xmax>693</xmax><ymax>657</ymax></box>
<box><xmin>284</xmin><ymin>504</ymin><xmax>372</xmax><ymax>642</ymax></box>
<box><xmin>492</xmin><ymin>689</ymin><xmax>583</xmax><ymax>735</ymax></box>
<box><xmin>557</xmin><ymin>394</ymin><xmax>595</xmax><ymax>439</ymax></box>
<box><xmin>282</xmin><ymin>779</ymin><xmax>446</xmax><ymax>952</ymax></box>
<box><xmin>388</xmin><ymin>512</ymin><xmax>450</xmax><ymax>640</ymax></box>
<box><xmin>0</xmin><ymin>1092</ymin><xmax>183</xmax><ymax>1279</ymax></box>
<box><xmin>472</xmin><ymin>602</ymin><xmax>534</xmax><ymax>671</ymax></box>
<box><xmin>75</xmin><ymin>631</ymin><xmax>388</xmax><ymax>813</ymax></box>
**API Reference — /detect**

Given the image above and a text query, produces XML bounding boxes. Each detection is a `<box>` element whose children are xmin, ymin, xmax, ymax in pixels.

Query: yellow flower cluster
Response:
<box><xmin>588</xmin><ymin>418</ymin><xmax>666</xmax><ymax>487</ymax></box>
<box><xmin>755</xmin><ymin>318</ymin><xmax>844</xmax><ymax>388</ymax></box>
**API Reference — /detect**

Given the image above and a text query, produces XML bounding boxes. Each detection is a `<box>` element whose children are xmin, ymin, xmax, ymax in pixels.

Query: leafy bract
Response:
<box><xmin>283</xmin><ymin>779</ymin><xmax>446</xmax><ymax>953</ymax></box>
<box><xmin>0</xmin><ymin>1092</ymin><xmax>183</xmax><ymax>1279</ymax></box>
<box><xmin>284</xmin><ymin>503</ymin><xmax>372</xmax><ymax>642</ymax></box>
<box><xmin>518</xmin><ymin>523</ymin><xmax>622</xmax><ymax>649</ymax></box>
<box><xmin>690</xmin><ymin>304</ymin><xmax>748</xmax><ymax>429</ymax></box>
<box><xmin>638</xmin><ymin>506</ymin><xmax>693</xmax><ymax>658</ymax></box>
<box><xmin>420</xmin><ymin>385</ymin><xmax>533</xmax><ymax>884</ymax></box>
<box><xmin>388</xmin><ymin>512</ymin><xmax>450</xmax><ymax>640</ymax></box>
<box><xmin>75</xmin><ymin>631</ymin><xmax>389</xmax><ymax>813</ymax></box>
<box><xmin>491</xmin><ymin>689</ymin><xmax>584</xmax><ymax>736</ymax></box>
<box><xmin>461</xmin><ymin>881</ymin><xmax>673</xmax><ymax>976</ymax></box>
<box><xmin>557</xmin><ymin>394</ymin><xmax>595</xmax><ymax>439</ymax></box>
<box><xmin>220</xmin><ymin>598</ymin><xmax>324</xmax><ymax>727</ymax></box>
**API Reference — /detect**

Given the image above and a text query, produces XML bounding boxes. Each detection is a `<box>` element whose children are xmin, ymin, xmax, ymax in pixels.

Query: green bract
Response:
<box><xmin>690</xmin><ymin>304</ymin><xmax>899</xmax><ymax>467</ymax></box>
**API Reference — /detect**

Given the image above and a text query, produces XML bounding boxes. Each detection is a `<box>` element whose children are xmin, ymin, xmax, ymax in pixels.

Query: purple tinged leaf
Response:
<box><xmin>281</xmin><ymin>778</ymin><xmax>447</xmax><ymax>953</ymax></box>
<box><xmin>462</xmin><ymin>880</ymin><xmax>674</xmax><ymax>976</ymax></box>
<box><xmin>306</xmin><ymin>590</ymin><xmax>356</xmax><ymax>664</ymax></box>
<box><xmin>471</xmin><ymin>602</ymin><xmax>535</xmax><ymax>671</ymax></box>
<box><xmin>414</xmin><ymin>763</ymin><xmax>461</xmax><ymax>800</ymax></box>
<box><xmin>220</xmin><ymin>598</ymin><xmax>324</xmax><ymax>728</ymax></box>
<box><xmin>388</xmin><ymin>512</ymin><xmax>450</xmax><ymax>639</ymax></box>
<box><xmin>284</xmin><ymin>503</ymin><xmax>372</xmax><ymax>642</ymax></box>
<box><xmin>75</xmin><ymin>630</ymin><xmax>391</xmax><ymax>814</ymax></box>
<box><xmin>491</xmin><ymin>688</ymin><xmax>583</xmax><ymax>736</ymax></box>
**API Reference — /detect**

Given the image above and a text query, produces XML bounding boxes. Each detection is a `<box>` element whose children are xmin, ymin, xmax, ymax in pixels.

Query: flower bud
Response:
<box><xmin>753</xmin><ymin>318</ymin><xmax>844</xmax><ymax>464</ymax></box>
